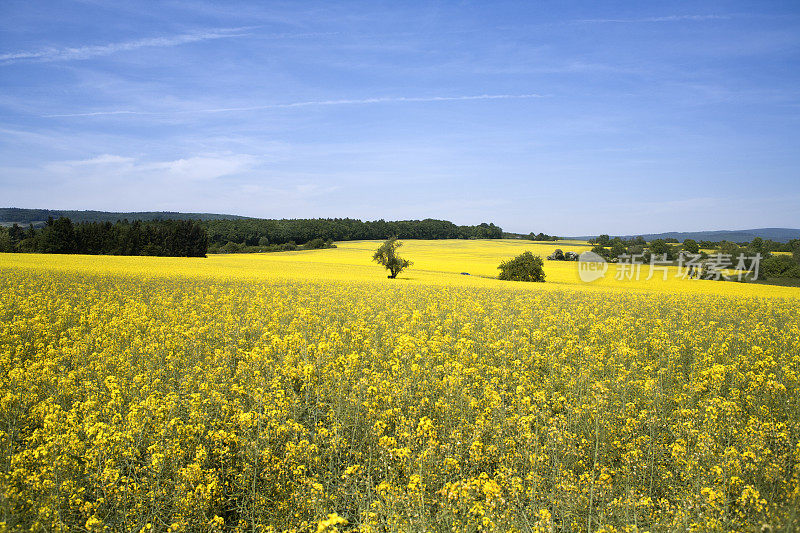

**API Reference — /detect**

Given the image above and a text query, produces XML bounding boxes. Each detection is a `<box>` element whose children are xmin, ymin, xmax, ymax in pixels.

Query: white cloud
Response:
<box><xmin>44</xmin><ymin>154</ymin><xmax>137</xmax><ymax>175</ymax></box>
<box><xmin>0</xmin><ymin>28</ymin><xmax>252</xmax><ymax>64</ymax></box>
<box><xmin>62</xmin><ymin>154</ymin><xmax>136</xmax><ymax>166</ymax></box>
<box><xmin>143</xmin><ymin>155</ymin><xmax>258</xmax><ymax>181</ymax></box>
<box><xmin>43</xmin><ymin>153</ymin><xmax>257</xmax><ymax>182</ymax></box>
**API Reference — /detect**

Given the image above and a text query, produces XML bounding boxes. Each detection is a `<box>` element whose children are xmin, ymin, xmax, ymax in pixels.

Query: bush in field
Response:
<box><xmin>498</xmin><ymin>251</ymin><xmax>545</xmax><ymax>282</ymax></box>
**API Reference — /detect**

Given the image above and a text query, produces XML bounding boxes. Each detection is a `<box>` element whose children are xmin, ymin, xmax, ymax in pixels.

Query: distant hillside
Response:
<box><xmin>0</xmin><ymin>208</ymin><xmax>246</xmax><ymax>227</ymax></box>
<box><xmin>573</xmin><ymin>228</ymin><xmax>800</xmax><ymax>243</ymax></box>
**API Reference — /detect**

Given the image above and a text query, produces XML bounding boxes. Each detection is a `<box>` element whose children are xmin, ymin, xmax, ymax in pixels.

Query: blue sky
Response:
<box><xmin>1</xmin><ymin>1</ymin><xmax>799</xmax><ymax>235</ymax></box>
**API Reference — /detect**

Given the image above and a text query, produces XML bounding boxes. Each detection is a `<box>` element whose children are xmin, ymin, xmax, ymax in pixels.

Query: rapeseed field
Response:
<box><xmin>1</xmin><ymin>241</ymin><xmax>798</xmax><ymax>532</ymax></box>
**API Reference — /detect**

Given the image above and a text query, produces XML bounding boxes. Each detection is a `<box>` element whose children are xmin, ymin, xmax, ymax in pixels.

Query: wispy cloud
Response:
<box><xmin>576</xmin><ymin>14</ymin><xmax>729</xmax><ymax>24</ymax></box>
<box><xmin>44</xmin><ymin>153</ymin><xmax>258</xmax><ymax>182</ymax></box>
<box><xmin>0</xmin><ymin>27</ymin><xmax>253</xmax><ymax>64</ymax></box>
<box><xmin>43</xmin><ymin>93</ymin><xmax>547</xmax><ymax>118</ymax></box>
<box><xmin>145</xmin><ymin>155</ymin><xmax>258</xmax><ymax>181</ymax></box>
<box><xmin>57</xmin><ymin>154</ymin><xmax>136</xmax><ymax>166</ymax></box>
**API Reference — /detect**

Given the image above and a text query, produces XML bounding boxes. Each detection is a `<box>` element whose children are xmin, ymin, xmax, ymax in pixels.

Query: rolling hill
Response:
<box><xmin>572</xmin><ymin>228</ymin><xmax>800</xmax><ymax>243</ymax></box>
<box><xmin>0</xmin><ymin>208</ymin><xmax>246</xmax><ymax>227</ymax></box>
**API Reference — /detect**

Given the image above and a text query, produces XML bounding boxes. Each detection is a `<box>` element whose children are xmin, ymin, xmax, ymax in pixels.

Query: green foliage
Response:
<box><xmin>648</xmin><ymin>239</ymin><xmax>677</xmax><ymax>260</ymax></box>
<box><xmin>790</xmin><ymin>239</ymin><xmax>800</xmax><ymax>263</ymax></box>
<box><xmin>210</xmin><ymin>240</ymin><xmax>307</xmax><ymax>254</ymax></box>
<box><xmin>221</xmin><ymin>241</ymin><xmax>243</xmax><ymax>253</ymax></box>
<box><xmin>717</xmin><ymin>240</ymin><xmax>744</xmax><ymax>257</ymax></box>
<box><xmin>41</xmin><ymin>217</ymin><xmax>76</xmax><ymax>254</ymax></box>
<box><xmin>4</xmin><ymin>217</ymin><xmax>208</xmax><ymax>257</ymax></box>
<box><xmin>627</xmin><ymin>244</ymin><xmax>644</xmax><ymax>257</ymax></box>
<box><xmin>609</xmin><ymin>239</ymin><xmax>627</xmax><ymax>258</ymax></box>
<box><xmin>528</xmin><ymin>232</ymin><xmax>559</xmax><ymax>241</ymax></box>
<box><xmin>589</xmin><ymin>237</ymin><xmax>645</xmax><ymax>260</ymax></box>
<box><xmin>203</xmin><ymin>218</ymin><xmax>503</xmax><ymax>248</ymax></box>
<box><xmin>372</xmin><ymin>237</ymin><xmax>412</xmax><ymax>278</ymax></box>
<box><xmin>591</xmin><ymin>245</ymin><xmax>610</xmax><ymax>260</ymax></box>
<box><xmin>648</xmin><ymin>239</ymin><xmax>671</xmax><ymax>255</ymax></box>
<box><xmin>303</xmin><ymin>238</ymin><xmax>326</xmax><ymax>250</ymax></box>
<box><xmin>760</xmin><ymin>255</ymin><xmax>800</xmax><ymax>280</ymax></box>
<box><xmin>498</xmin><ymin>251</ymin><xmax>545</xmax><ymax>282</ymax></box>
<box><xmin>682</xmin><ymin>239</ymin><xmax>700</xmax><ymax>254</ymax></box>
<box><xmin>0</xmin><ymin>227</ymin><xmax>12</xmax><ymax>252</ymax></box>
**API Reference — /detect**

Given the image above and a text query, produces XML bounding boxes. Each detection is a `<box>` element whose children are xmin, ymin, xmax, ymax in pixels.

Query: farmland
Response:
<box><xmin>1</xmin><ymin>240</ymin><xmax>799</xmax><ymax>532</ymax></box>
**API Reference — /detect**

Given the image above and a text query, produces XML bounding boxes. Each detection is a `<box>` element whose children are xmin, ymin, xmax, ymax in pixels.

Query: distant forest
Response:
<box><xmin>0</xmin><ymin>218</ymin><xmax>208</xmax><ymax>257</ymax></box>
<box><xmin>203</xmin><ymin>218</ymin><xmax>503</xmax><ymax>251</ymax></box>
<box><xmin>0</xmin><ymin>215</ymin><xmax>503</xmax><ymax>257</ymax></box>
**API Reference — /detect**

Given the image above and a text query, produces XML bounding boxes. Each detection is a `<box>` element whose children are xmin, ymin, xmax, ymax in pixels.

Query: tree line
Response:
<box><xmin>590</xmin><ymin>233</ymin><xmax>799</xmax><ymax>254</ymax></box>
<box><xmin>0</xmin><ymin>217</ymin><xmax>208</xmax><ymax>257</ymax></box>
<box><xmin>526</xmin><ymin>232</ymin><xmax>559</xmax><ymax>241</ymax></box>
<box><xmin>587</xmin><ymin>234</ymin><xmax>800</xmax><ymax>282</ymax></box>
<box><xmin>501</xmin><ymin>231</ymin><xmax>559</xmax><ymax>240</ymax></box>
<box><xmin>0</xmin><ymin>217</ymin><xmax>504</xmax><ymax>257</ymax></box>
<box><xmin>203</xmin><ymin>218</ymin><xmax>503</xmax><ymax>250</ymax></box>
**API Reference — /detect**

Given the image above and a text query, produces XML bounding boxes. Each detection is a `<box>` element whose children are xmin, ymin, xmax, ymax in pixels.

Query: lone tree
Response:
<box><xmin>498</xmin><ymin>251</ymin><xmax>545</xmax><ymax>282</ymax></box>
<box><xmin>373</xmin><ymin>237</ymin><xmax>412</xmax><ymax>278</ymax></box>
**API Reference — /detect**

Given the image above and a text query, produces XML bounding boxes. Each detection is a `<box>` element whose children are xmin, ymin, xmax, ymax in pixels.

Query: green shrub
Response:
<box><xmin>221</xmin><ymin>241</ymin><xmax>242</xmax><ymax>253</ymax></box>
<box><xmin>760</xmin><ymin>255</ymin><xmax>800</xmax><ymax>279</ymax></box>
<box><xmin>498</xmin><ymin>251</ymin><xmax>545</xmax><ymax>282</ymax></box>
<box><xmin>304</xmin><ymin>238</ymin><xmax>326</xmax><ymax>250</ymax></box>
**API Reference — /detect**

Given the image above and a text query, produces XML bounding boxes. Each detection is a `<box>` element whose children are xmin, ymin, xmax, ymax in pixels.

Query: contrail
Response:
<box><xmin>200</xmin><ymin>94</ymin><xmax>546</xmax><ymax>113</ymax></box>
<box><xmin>43</xmin><ymin>94</ymin><xmax>547</xmax><ymax>118</ymax></box>
<box><xmin>0</xmin><ymin>27</ymin><xmax>254</xmax><ymax>64</ymax></box>
<box><xmin>575</xmin><ymin>14</ymin><xmax>728</xmax><ymax>24</ymax></box>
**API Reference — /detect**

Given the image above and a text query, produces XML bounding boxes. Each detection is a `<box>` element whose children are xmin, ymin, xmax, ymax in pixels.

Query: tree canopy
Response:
<box><xmin>0</xmin><ymin>217</ymin><xmax>208</xmax><ymax>257</ymax></box>
<box><xmin>372</xmin><ymin>237</ymin><xmax>412</xmax><ymax>278</ymax></box>
<box><xmin>203</xmin><ymin>218</ymin><xmax>502</xmax><ymax>250</ymax></box>
<box><xmin>498</xmin><ymin>251</ymin><xmax>545</xmax><ymax>282</ymax></box>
